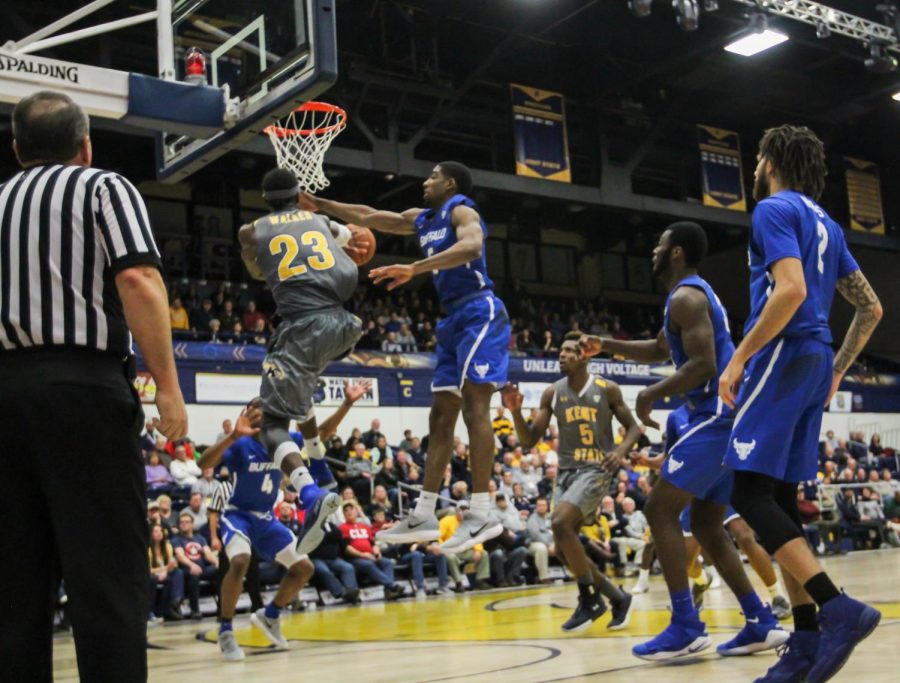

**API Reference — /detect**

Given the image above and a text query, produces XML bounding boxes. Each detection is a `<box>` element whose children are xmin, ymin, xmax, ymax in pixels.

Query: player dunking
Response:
<box><xmin>501</xmin><ymin>333</ymin><xmax>638</xmax><ymax>632</ymax></box>
<box><xmin>580</xmin><ymin>222</ymin><xmax>786</xmax><ymax>661</ymax></box>
<box><xmin>239</xmin><ymin>168</ymin><xmax>367</xmax><ymax>555</ymax></box>
<box><xmin>302</xmin><ymin>162</ymin><xmax>509</xmax><ymax>553</ymax></box>
<box><xmin>718</xmin><ymin>125</ymin><xmax>882</xmax><ymax>683</ymax></box>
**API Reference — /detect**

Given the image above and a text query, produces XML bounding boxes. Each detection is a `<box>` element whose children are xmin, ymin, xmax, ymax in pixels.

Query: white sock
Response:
<box><xmin>766</xmin><ymin>579</ymin><xmax>786</xmax><ymax>602</ymax></box>
<box><xmin>638</xmin><ymin>568</ymin><xmax>650</xmax><ymax>582</ymax></box>
<box><xmin>303</xmin><ymin>436</ymin><xmax>325</xmax><ymax>460</ymax></box>
<box><xmin>413</xmin><ymin>491</ymin><xmax>438</xmax><ymax>519</ymax></box>
<box><xmin>289</xmin><ymin>466</ymin><xmax>314</xmax><ymax>492</ymax></box>
<box><xmin>470</xmin><ymin>492</ymin><xmax>490</xmax><ymax>519</ymax></box>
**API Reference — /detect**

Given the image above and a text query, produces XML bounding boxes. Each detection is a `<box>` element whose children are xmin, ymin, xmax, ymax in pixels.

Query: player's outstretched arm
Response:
<box><xmin>720</xmin><ymin>257</ymin><xmax>806</xmax><ymax>408</ymax></box>
<box><xmin>637</xmin><ymin>288</ymin><xmax>718</xmax><ymax>423</ymax></box>
<box><xmin>198</xmin><ymin>407</ymin><xmax>261</xmax><ymax>470</ymax></box>
<box><xmin>370</xmin><ymin>206</ymin><xmax>485</xmax><ymax>290</ymax></box>
<box><xmin>829</xmin><ymin>269</ymin><xmax>883</xmax><ymax>401</ymax></box>
<box><xmin>302</xmin><ymin>192</ymin><xmax>420</xmax><ymax>235</ymax></box>
<box><xmin>578</xmin><ymin>329</ymin><xmax>670</xmax><ymax>363</ymax></box>
<box><xmin>410</xmin><ymin>205</ymin><xmax>483</xmax><ymax>273</ymax></box>
<box><xmin>502</xmin><ymin>384</ymin><xmax>553</xmax><ymax>449</ymax></box>
<box><xmin>318</xmin><ymin>379</ymin><xmax>373</xmax><ymax>442</ymax></box>
<box><xmin>606</xmin><ymin>382</ymin><xmax>642</xmax><ymax>471</ymax></box>
<box><xmin>238</xmin><ymin>224</ymin><xmax>265</xmax><ymax>281</ymax></box>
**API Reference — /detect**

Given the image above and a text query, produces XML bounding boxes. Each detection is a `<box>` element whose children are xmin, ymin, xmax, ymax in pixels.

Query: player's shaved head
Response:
<box><xmin>666</xmin><ymin>222</ymin><xmax>708</xmax><ymax>268</ymax></box>
<box><xmin>262</xmin><ymin>167</ymin><xmax>300</xmax><ymax>210</ymax></box>
<box><xmin>12</xmin><ymin>91</ymin><xmax>89</xmax><ymax>165</ymax></box>
<box><xmin>436</xmin><ymin>161</ymin><xmax>473</xmax><ymax>195</ymax></box>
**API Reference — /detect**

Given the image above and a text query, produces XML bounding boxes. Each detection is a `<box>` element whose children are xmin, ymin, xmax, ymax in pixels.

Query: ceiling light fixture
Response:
<box><xmin>816</xmin><ymin>21</ymin><xmax>831</xmax><ymax>39</ymax></box>
<box><xmin>724</xmin><ymin>12</ymin><xmax>789</xmax><ymax>56</ymax></box>
<box><xmin>673</xmin><ymin>0</ymin><xmax>700</xmax><ymax>31</ymax></box>
<box><xmin>628</xmin><ymin>0</ymin><xmax>652</xmax><ymax>18</ymax></box>
<box><xmin>864</xmin><ymin>41</ymin><xmax>898</xmax><ymax>73</ymax></box>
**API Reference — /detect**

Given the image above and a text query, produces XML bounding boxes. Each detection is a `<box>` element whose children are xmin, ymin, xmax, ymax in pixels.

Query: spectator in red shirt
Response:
<box><xmin>241</xmin><ymin>300</ymin><xmax>269</xmax><ymax>332</ymax></box>
<box><xmin>339</xmin><ymin>503</ymin><xmax>405</xmax><ymax>599</ymax></box>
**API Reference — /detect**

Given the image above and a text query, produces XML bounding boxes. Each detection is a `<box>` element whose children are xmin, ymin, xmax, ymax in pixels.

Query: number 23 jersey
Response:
<box><xmin>745</xmin><ymin>190</ymin><xmax>859</xmax><ymax>345</ymax></box>
<box><xmin>221</xmin><ymin>433</ymin><xmax>302</xmax><ymax>513</ymax></box>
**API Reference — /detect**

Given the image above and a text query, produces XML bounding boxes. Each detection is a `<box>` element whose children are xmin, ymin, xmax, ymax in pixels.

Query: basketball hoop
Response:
<box><xmin>263</xmin><ymin>102</ymin><xmax>347</xmax><ymax>193</ymax></box>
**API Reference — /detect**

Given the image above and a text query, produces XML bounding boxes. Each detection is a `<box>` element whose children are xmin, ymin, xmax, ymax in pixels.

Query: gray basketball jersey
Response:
<box><xmin>552</xmin><ymin>374</ymin><xmax>616</xmax><ymax>470</ymax></box>
<box><xmin>254</xmin><ymin>209</ymin><xmax>358</xmax><ymax>318</ymax></box>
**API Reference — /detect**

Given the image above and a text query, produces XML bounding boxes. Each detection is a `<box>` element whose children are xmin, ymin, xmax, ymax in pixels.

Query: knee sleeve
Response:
<box><xmin>731</xmin><ymin>471</ymin><xmax>803</xmax><ymax>555</ymax></box>
<box><xmin>261</xmin><ymin>414</ymin><xmax>294</xmax><ymax>466</ymax></box>
<box><xmin>773</xmin><ymin>481</ymin><xmax>804</xmax><ymax>536</ymax></box>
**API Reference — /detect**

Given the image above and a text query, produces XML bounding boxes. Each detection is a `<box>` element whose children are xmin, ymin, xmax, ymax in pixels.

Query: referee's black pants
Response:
<box><xmin>0</xmin><ymin>350</ymin><xmax>148</xmax><ymax>683</ymax></box>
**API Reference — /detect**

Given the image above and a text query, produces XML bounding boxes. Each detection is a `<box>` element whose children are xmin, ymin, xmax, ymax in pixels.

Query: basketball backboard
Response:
<box><xmin>159</xmin><ymin>0</ymin><xmax>338</xmax><ymax>183</ymax></box>
<box><xmin>0</xmin><ymin>0</ymin><xmax>336</xmax><ymax>183</ymax></box>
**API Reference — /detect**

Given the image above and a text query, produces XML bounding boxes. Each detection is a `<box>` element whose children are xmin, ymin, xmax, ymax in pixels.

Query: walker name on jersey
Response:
<box><xmin>247</xmin><ymin>461</ymin><xmax>280</xmax><ymax>473</ymax></box>
<box><xmin>419</xmin><ymin>228</ymin><xmax>448</xmax><ymax>248</ymax></box>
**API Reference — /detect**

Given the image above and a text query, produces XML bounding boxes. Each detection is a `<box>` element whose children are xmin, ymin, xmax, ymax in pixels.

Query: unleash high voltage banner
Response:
<box><xmin>510</xmin><ymin>84</ymin><xmax>571</xmax><ymax>183</ymax></box>
<box><xmin>697</xmin><ymin>125</ymin><xmax>746</xmax><ymax>212</ymax></box>
<box><xmin>844</xmin><ymin>157</ymin><xmax>885</xmax><ymax>235</ymax></box>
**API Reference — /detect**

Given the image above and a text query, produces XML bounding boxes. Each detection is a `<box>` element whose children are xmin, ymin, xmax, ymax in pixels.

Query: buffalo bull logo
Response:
<box><xmin>733</xmin><ymin>438</ymin><xmax>757</xmax><ymax>461</ymax></box>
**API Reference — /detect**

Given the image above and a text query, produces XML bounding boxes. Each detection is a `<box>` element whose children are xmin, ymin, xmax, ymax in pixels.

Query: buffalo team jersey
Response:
<box><xmin>663</xmin><ymin>274</ymin><xmax>736</xmax><ymax>406</ymax></box>
<box><xmin>254</xmin><ymin>209</ymin><xmax>358</xmax><ymax>318</ymax></box>
<box><xmin>222</xmin><ymin>433</ymin><xmax>303</xmax><ymax>514</ymax></box>
<box><xmin>551</xmin><ymin>375</ymin><xmax>616</xmax><ymax>470</ymax></box>
<box><xmin>744</xmin><ymin>191</ymin><xmax>859</xmax><ymax>345</ymax></box>
<box><xmin>415</xmin><ymin>194</ymin><xmax>493</xmax><ymax>307</ymax></box>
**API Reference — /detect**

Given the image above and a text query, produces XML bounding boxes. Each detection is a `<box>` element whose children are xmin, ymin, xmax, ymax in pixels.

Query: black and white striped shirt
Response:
<box><xmin>209</xmin><ymin>480</ymin><xmax>234</xmax><ymax>513</ymax></box>
<box><xmin>0</xmin><ymin>164</ymin><xmax>161</xmax><ymax>356</ymax></box>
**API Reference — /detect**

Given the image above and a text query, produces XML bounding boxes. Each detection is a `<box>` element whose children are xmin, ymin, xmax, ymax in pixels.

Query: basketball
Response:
<box><xmin>347</xmin><ymin>225</ymin><xmax>376</xmax><ymax>266</ymax></box>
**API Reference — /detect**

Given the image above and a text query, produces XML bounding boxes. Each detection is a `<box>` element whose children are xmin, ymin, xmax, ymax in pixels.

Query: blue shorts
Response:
<box><xmin>221</xmin><ymin>510</ymin><xmax>295</xmax><ymax>562</ymax></box>
<box><xmin>661</xmin><ymin>399</ymin><xmax>734</xmax><ymax>506</ymax></box>
<box><xmin>680</xmin><ymin>503</ymin><xmax>741</xmax><ymax>536</ymax></box>
<box><xmin>725</xmin><ymin>337</ymin><xmax>832</xmax><ymax>483</ymax></box>
<box><xmin>433</xmin><ymin>292</ymin><xmax>510</xmax><ymax>394</ymax></box>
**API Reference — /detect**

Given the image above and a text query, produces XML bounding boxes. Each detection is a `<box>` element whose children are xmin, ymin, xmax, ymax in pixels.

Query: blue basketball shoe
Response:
<box><xmin>753</xmin><ymin>631</ymin><xmax>819</xmax><ymax>683</ymax></box>
<box><xmin>807</xmin><ymin>594</ymin><xmax>881</xmax><ymax>683</ymax></box>
<box><xmin>296</xmin><ymin>485</ymin><xmax>339</xmax><ymax>556</ymax></box>
<box><xmin>633</xmin><ymin>614</ymin><xmax>711</xmax><ymax>661</ymax></box>
<box><xmin>717</xmin><ymin>606</ymin><xmax>789</xmax><ymax>656</ymax></box>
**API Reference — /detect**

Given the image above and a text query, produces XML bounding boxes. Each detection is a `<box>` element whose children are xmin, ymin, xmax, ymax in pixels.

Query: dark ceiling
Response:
<box><xmin>0</xmin><ymin>0</ymin><xmax>897</xmax><ymax>236</ymax></box>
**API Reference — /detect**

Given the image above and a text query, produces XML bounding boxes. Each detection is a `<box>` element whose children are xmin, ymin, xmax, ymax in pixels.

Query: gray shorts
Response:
<box><xmin>260</xmin><ymin>308</ymin><xmax>362</xmax><ymax>420</ymax></box>
<box><xmin>554</xmin><ymin>468</ymin><xmax>611</xmax><ymax>523</ymax></box>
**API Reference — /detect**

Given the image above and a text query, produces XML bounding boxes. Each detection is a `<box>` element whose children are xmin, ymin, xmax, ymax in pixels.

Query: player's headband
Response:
<box><xmin>263</xmin><ymin>185</ymin><xmax>300</xmax><ymax>200</ymax></box>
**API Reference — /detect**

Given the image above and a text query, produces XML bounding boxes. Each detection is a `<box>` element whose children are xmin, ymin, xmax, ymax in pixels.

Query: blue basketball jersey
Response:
<box><xmin>663</xmin><ymin>274</ymin><xmax>735</xmax><ymax>404</ymax></box>
<box><xmin>744</xmin><ymin>191</ymin><xmax>859</xmax><ymax>345</ymax></box>
<box><xmin>222</xmin><ymin>433</ymin><xmax>303</xmax><ymax>513</ymax></box>
<box><xmin>415</xmin><ymin>194</ymin><xmax>493</xmax><ymax>307</ymax></box>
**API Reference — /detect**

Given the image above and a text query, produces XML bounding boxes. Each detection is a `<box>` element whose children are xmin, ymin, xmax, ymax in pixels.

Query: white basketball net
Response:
<box><xmin>264</xmin><ymin>102</ymin><xmax>347</xmax><ymax>193</ymax></box>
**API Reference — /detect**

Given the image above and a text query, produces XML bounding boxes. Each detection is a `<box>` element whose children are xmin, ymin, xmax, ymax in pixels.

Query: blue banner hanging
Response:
<box><xmin>511</xmin><ymin>84</ymin><xmax>571</xmax><ymax>183</ymax></box>
<box><xmin>697</xmin><ymin>124</ymin><xmax>746</xmax><ymax>212</ymax></box>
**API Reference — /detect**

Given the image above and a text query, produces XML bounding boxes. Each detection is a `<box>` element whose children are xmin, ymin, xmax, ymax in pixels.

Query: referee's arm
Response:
<box><xmin>95</xmin><ymin>172</ymin><xmax>188</xmax><ymax>440</ymax></box>
<box><xmin>117</xmin><ymin>266</ymin><xmax>187</xmax><ymax>439</ymax></box>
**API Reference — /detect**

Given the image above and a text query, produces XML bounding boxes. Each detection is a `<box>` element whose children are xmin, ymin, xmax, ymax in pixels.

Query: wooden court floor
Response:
<box><xmin>53</xmin><ymin>549</ymin><xmax>900</xmax><ymax>682</ymax></box>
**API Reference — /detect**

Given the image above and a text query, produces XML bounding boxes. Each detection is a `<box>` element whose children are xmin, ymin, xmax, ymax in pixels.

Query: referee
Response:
<box><xmin>0</xmin><ymin>91</ymin><xmax>187</xmax><ymax>682</ymax></box>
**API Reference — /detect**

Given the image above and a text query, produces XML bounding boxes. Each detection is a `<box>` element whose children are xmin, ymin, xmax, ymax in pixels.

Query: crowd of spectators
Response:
<box><xmin>140</xmin><ymin>406</ymin><xmax>900</xmax><ymax>622</ymax></box>
<box><xmin>165</xmin><ymin>278</ymin><xmax>659</xmax><ymax>357</ymax></box>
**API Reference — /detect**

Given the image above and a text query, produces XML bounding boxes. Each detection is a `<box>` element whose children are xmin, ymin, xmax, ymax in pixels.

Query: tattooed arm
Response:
<box><xmin>828</xmin><ymin>269</ymin><xmax>883</xmax><ymax>402</ymax></box>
